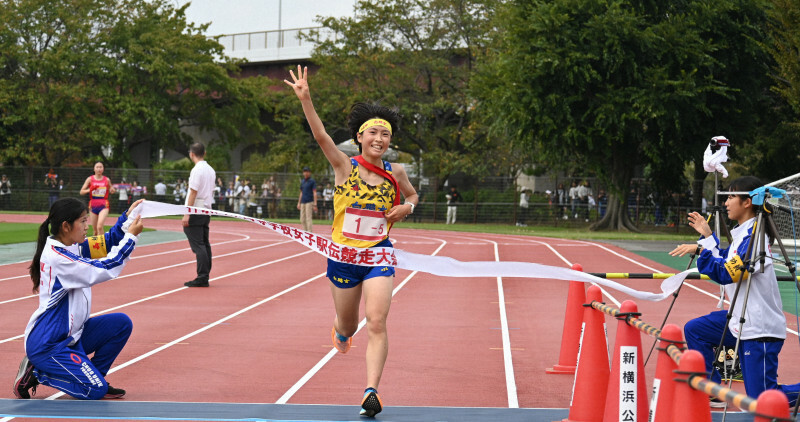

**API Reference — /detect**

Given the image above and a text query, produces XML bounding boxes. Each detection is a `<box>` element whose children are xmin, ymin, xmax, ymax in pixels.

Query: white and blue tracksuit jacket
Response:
<box><xmin>696</xmin><ymin>217</ymin><xmax>786</xmax><ymax>340</ymax></box>
<box><xmin>24</xmin><ymin>214</ymin><xmax>138</xmax><ymax>353</ymax></box>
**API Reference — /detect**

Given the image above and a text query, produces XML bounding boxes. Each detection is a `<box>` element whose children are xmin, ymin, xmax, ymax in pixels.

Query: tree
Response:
<box><xmin>768</xmin><ymin>0</ymin><xmax>800</xmax><ymax>115</ymax></box>
<box><xmin>477</xmin><ymin>0</ymin><xmax>774</xmax><ymax>230</ymax></box>
<box><xmin>277</xmin><ymin>0</ymin><xmax>503</xmax><ymax>184</ymax></box>
<box><xmin>756</xmin><ymin>0</ymin><xmax>800</xmax><ymax>182</ymax></box>
<box><xmin>0</xmin><ymin>0</ymin><xmax>273</xmax><ymax>167</ymax></box>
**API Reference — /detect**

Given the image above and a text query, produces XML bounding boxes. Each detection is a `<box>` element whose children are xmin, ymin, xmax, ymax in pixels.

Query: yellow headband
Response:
<box><xmin>358</xmin><ymin>118</ymin><xmax>392</xmax><ymax>134</ymax></box>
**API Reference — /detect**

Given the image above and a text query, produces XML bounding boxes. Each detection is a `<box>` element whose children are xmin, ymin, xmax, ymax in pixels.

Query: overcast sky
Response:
<box><xmin>176</xmin><ymin>0</ymin><xmax>357</xmax><ymax>35</ymax></box>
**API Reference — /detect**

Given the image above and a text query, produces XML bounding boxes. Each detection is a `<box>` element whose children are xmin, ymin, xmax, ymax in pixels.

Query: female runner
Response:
<box><xmin>285</xmin><ymin>66</ymin><xmax>418</xmax><ymax>417</ymax></box>
<box><xmin>80</xmin><ymin>162</ymin><xmax>116</xmax><ymax>236</ymax></box>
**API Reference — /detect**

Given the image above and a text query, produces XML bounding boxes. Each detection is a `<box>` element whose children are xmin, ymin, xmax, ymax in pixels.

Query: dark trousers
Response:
<box><xmin>183</xmin><ymin>215</ymin><xmax>212</xmax><ymax>282</ymax></box>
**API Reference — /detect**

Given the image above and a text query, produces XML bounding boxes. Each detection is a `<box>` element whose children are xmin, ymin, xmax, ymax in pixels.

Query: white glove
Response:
<box><xmin>703</xmin><ymin>136</ymin><xmax>730</xmax><ymax>178</ymax></box>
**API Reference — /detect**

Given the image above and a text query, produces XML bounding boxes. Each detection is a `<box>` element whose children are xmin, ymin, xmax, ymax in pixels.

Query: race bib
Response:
<box><xmin>342</xmin><ymin>207</ymin><xmax>387</xmax><ymax>241</ymax></box>
<box><xmin>92</xmin><ymin>187</ymin><xmax>107</xmax><ymax>198</ymax></box>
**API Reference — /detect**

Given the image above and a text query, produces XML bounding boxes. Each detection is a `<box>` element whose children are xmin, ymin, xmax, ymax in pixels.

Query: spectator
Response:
<box><xmin>557</xmin><ymin>183</ymin><xmax>567</xmax><ymax>220</ymax></box>
<box><xmin>239</xmin><ymin>180</ymin><xmax>251</xmax><ymax>215</ymax></box>
<box><xmin>44</xmin><ymin>169</ymin><xmax>60</xmax><ymax>209</ymax></box>
<box><xmin>1</xmin><ymin>174</ymin><xmax>11</xmax><ymax>210</ymax></box>
<box><xmin>154</xmin><ymin>180</ymin><xmax>167</xmax><ymax>203</ymax></box>
<box><xmin>247</xmin><ymin>183</ymin><xmax>258</xmax><ymax>217</ymax></box>
<box><xmin>179</xmin><ymin>179</ymin><xmax>187</xmax><ymax>203</ymax></box>
<box><xmin>569</xmin><ymin>180</ymin><xmax>580</xmax><ymax>219</ymax></box>
<box><xmin>516</xmin><ymin>189</ymin><xmax>530</xmax><ymax>227</ymax></box>
<box><xmin>173</xmin><ymin>181</ymin><xmax>182</xmax><ymax>204</ymax></box>
<box><xmin>297</xmin><ymin>167</ymin><xmax>317</xmax><ymax>232</ymax></box>
<box><xmin>578</xmin><ymin>180</ymin><xmax>593</xmax><ymax>222</ymax></box>
<box><xmin>233</xmin><ymin>179</ymin><xmax>244</xmax><ymax>214</ymax></box>
<box><xmin>225</xmin><ymin>181</ymin><xmax>235</xmax><ymax>213</ymax></box>
<box><xmin>268</xmin><ymin>177</ymin><xmax>281</xmax><ymax>219</ymax></box>
<box><xmin>130</xmin><ymin>181</ymin><xmax>145</xmax><ymax>202</ymax></box>
<box><xmin>322</xmin><ymin>181</ymin><xmax>334</xmax><ymax>220</ymax></box>
<box><xmin>446</xmin><ymin>185</ymin><xmax>460</xmax><ymax>224</ymax></box>
<box><xmin>215</xmin><ymin>178</ymin><xmax>225</xmax><ymax>211</ymax></box>
<box><xmin>116</xmin><ymin>179</ymin><xmax>130</xmax><ymax>215</ymax></box>
<box><xmin>597</xmin><ymin>189</ymin><xmax>608</xmax><ymax>217</ymax></box>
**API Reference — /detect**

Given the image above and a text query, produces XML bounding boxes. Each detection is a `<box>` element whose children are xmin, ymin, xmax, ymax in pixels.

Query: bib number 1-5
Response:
<box><xmin>342</xmin><ymin>208</ymin><xmax>387</xmax><ymax>241</ymax></box>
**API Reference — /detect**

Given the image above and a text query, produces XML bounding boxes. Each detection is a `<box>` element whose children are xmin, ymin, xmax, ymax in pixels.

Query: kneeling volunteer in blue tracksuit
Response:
<box><xmin>13</xmin><ymin>197</ymin><xmax>144</xmax><ymax>400</ymax></box>
<box><xmin>670</xmin><ymin>176</ymin><xmax>800</xmax><ymax>406</ymax></box>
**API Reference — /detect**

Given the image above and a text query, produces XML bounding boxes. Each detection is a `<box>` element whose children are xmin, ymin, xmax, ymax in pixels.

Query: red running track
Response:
<box><xmin>1</xmin><ymin>215</ymin><xmax>799</xmax><ymax>419</ymax></box>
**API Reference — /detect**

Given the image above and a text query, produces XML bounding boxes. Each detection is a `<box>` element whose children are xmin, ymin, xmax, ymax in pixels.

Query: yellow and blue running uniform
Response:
<box><xmin>328</xmin><ymin>158</ymin><xmax>397</xmax><ymax>288</ymax></box>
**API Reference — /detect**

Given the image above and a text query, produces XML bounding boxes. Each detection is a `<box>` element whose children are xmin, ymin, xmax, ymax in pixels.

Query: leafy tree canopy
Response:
<box><xmin>476</xmin><ymin>0</ymin><xmax>779</xmax><ymax>230</ymax></box>
<box><xmin>271</xmin><ymin>0</ymin><xmax>504</xmax><ymax>182</ymax></box>
<box><xmin>0</xmin><ymin>0</ymin><xmax>273</xmax><ymax>167</ymax></box>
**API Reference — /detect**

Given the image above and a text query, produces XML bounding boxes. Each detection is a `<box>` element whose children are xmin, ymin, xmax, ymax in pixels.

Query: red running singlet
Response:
<box><xmin>88</xmin><ymin>176</ymin><xmax>110</xmax><ymax>213</ymax></box>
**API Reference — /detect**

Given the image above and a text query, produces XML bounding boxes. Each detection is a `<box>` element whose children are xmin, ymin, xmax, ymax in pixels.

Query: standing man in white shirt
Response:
<box><xmin>182</xmin><ymin>143</ymin><xmax>216</xmax><ymax>287</ymax></box>
<box><xmin>154</xmin><ymin>180</ymin><xmax>167</xmax><ymax>203</ymax></box>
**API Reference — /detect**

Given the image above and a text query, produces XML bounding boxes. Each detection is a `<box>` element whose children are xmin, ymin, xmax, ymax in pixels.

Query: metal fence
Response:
<box><xmin>0</xmin><ymin>166</ymin><xmax>712</xmax><ymax>233</ymax></box>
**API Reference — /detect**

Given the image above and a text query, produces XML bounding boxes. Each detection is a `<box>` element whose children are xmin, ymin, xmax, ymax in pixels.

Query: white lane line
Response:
<box><xmin>0</xmin><ymin>240</ymin><xmax>293</xmax><ymax>307</ymax></box>
<box><xmin>3</xmin><ymin>250</ymin><xmax>321</xmax><ymax>410</ymax></box>
<box><xmin>0</xmin><ymin>240</ymin><xmax>299</xmax><ymax>343</ymax></box>
<box><xmin>276</xmin><ymin>239</ymin><xmax>448</xmax><ymax>405</ymax></box>
<box><xmin>0</xmin><ymin>233</ymin><xmax>252</xmax><ymax>279</ymax></box>
<box><xmin>506</xmin><ymin>236</ymin><xmax>623</xmax><ymax>307</ymax></box>
<box><xmin>448</xmin><ymin>233</ymin><xmax>519</xmax><ymax>408</ymax></box>
<box><xmin>491</xmin><ymin>239</ymin><xmax>519</xmax><ymax>408</ymax></box>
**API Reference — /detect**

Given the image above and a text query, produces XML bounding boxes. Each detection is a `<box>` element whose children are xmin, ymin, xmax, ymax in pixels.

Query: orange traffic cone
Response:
<box><xmin>754</xmin><ymin>389</ymin><xmax>790</xmax><ymax>422</ymax></box>
<box><xmin>672</xmin><ymin>349</ymin><xmax>711</xmax><ymax>422</ymax></box>
<box><xmin>649</xmin><ymin>324</ymin><xmax>684</xmax><ymax>422</ymax></box>
<box><xmin>547</xmin><ymin>263</ymin><xmax>586</xmax><ymax>375</ymax></box>
<box><xmin>563</xmin><ymin>285</ymin><xmax>610</xmax><ymax>422</ymax></box>
<box><xmin>603</xmin><ymin>300</ymin><xmax>648</xmax><ymax>422</ymax></box>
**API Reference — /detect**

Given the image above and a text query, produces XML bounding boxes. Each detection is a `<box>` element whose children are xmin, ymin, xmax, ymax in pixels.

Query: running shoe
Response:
<box><xmin>359</xmin><ymin>387</ymin><xmax>383</xmax><ymax>417</ymax></box>
<box><xmin>709</xmin><ymin>397</ymin><xmax>727</xmax><ymax>408</ymax></box>
<box><xmin>331</xmin><ymin>326</ymin><xmax>352</xmax><ymax>354</ymax></box>
<box><xmin>104</xmin><ymin>385</ymin><xmax>126</xmax><ymax>399</ymax></box>
<box><xmin>13</xmin><ymin>356</ymin><xmax>39</xmax><ymax>399</ymax></box>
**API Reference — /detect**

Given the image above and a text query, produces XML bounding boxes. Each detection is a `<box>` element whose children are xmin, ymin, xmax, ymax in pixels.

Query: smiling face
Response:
<box><xmin>357</xmin><ymin>124</ymin><xmax>392</xmax><ymax>159</ymax></box>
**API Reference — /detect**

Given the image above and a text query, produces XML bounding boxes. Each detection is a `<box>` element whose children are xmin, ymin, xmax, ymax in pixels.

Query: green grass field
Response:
<box><xmin>0</xmin><ymin>218</ymin><xmax>692</xmax><ymax>246</ymax></box>
<box><xmin>0</xmin><ymin>223</ymin><xmax>42</xmax><ymax>245</ymax></box>
<box><xmin>0</xmin><ymin>223</ymin><xmax>154</xmax><ymax>245</ymax></box>
<box><xmin>398</xmin><ymin>221</ymin><xmax>691</xmax><ymax>241</ymax></box>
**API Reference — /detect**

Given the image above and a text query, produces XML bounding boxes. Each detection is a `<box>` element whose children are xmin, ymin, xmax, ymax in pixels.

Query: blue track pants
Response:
<box><xmin>27</xmin><ymin>313</ymin><xmax>132</xmax><ymax>400</ymax></box>
<box><xmin>685</xmin><ymin>310</ymin><xmax>799</xmax><ymax>405</ymax></box>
